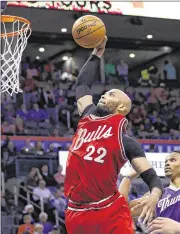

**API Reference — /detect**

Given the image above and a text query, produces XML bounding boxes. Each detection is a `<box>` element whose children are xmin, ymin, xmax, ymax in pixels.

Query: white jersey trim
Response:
<box><xmin>88</xmin><ymin>114</ymin><xmax>114</xmax><ymax>121</ymax></box>
<box><xmin>118</xmin><ymin>118</ymin><xmax>128</xmax><ymax>161</ymax></box>
<box><xmin>69</xmin><ymin>193</ymin><xmax>115</xmax><ymax>205</ymax></box>
<box><xmin>67</xmin><ymin>194</ymin><xmax>122</xmax><ymax>212</ymax></box>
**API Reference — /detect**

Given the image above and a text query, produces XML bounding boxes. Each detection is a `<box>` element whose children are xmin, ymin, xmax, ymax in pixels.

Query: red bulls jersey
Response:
<box><xmin>64</xmin><ymin>114</ymin><xmax>128</xmax><ymax>206</ymax></box>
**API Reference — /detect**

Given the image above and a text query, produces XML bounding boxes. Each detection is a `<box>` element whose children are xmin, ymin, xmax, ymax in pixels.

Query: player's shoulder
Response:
<box><xmin>122</xmin><ymin>134</ymin><xmax>145</xmax><ymax>160</ymax></box>
<box><xmin>122</xmin><ymin>134</ymin><xmax>140</xmax><ymax>145</ymax></box>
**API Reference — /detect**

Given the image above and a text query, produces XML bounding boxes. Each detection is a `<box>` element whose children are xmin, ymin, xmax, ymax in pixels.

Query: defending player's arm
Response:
<box><xmin>76</xmin><ymin>36</ymin><xmax>107</xmax><ymax>116</ymax></box>
<box><xmin>123</xmin><ymin>135</ymin><xmax>163</xmax><ymax>224</ymax></box>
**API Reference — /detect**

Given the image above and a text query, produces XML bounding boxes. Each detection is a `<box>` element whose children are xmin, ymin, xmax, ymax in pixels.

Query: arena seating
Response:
<box><xmin>1</xmin><ymin>58</ymin><xmax>179</xmax><ymax>140</ymax></box>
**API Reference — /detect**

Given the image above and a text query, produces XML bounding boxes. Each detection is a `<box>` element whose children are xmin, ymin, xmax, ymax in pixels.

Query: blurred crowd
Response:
<box><xmin>2</xmin><ymin>163</ymin><xmax>67</xmax><ymax>234</ymax></box>
<box><xmin>1</xmin><ymin>56</ymin><xmax>179</xmax><ymax>140</ymax></box>
<box><xmin>125</xmin><ymin>85</ymin><xmax>180</xmax><ymax>140</ymax></box>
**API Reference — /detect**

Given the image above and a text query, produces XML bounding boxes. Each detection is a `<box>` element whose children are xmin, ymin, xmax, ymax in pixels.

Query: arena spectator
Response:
<box><xmin>138</xmin><ymin>68</ymin><xmax>150</xmax><ymax>87</ymax></box>
<box><xmin>105</xmin><ymin>59</ymin><xmax>116</xmax><ymax>76</ymax></box>
<box><xmin>38</xmin><ymin>212</ymin><xmax>53</xmax><ymax>234</ymax></box>
<box><xmin>117</xmin><ymin>60</ymin><xmax>129</xmax><ymax>86</ymax></box>
<box><xmin>153</xmin><ymin>116</ymin><xmax>166</xmax><ymax>133</ymax></box>
<box><xmin>2</xmin><ymin>141</ymin><xmax>17</xmax><ymax>186</ymax></box>
<box><xmin>163</xmin><ymin>60</ymin><xmax>177</xmax><ymax>80</ymax></box>
<box><xmin>19</xmin><ymin>204</ymin><xmax>36</xmax><ymax>225</ymax></box>
<box><xmin>26</xmin><ymin>168</ymin><xmax>43</xmax><ymax>190</ymax></box>
<box><xmin>23</xmin><ymin>74</ymin><xmax>35</xmax><ymax>109</ymax></box>
<box><xmin>61</xmin><ymin>69</ymin><xmax>73</xmax><ymax>82</ymax></box>
<box><xmin>17</xmin><ymin>104</ymin><xmax>30</xmax><ymax>121</ymax></box>
<box><xmin>32</xmin><ymin>180</ymin><xmax>53</xmax><ymax>204</ymax></box>
<box><xmin>147</xmin><ymin>88</ymin><xmax>160</xmax><ymax>112</ymax></box>
<box><xmin>46</xmin><ymin>144</ymin><xmax>57</xmax><ymax>156</ymax></box>
<box><xmin>53</xmin><ymin>184</ymin><xmax>67</xmax><ymax>218</ymax></box>
<box><xmin>57</xmin><ymin>89</ymin><xmax>68</xmax><ymax>110</ymax></box>
<box><xmin>148</xmin><ymin>144</ymin><xmax>158</xmax><ymax>153</ymax></box>
<box><xmin>148</xmin><ymin>65</ymin><xmax>161</xmax><ymax>87</ymax></box>
<box><xmin>167</xmin><ymin>113</ymin><xmax>179</xmax><ymax>131</ymax></box>
<box><xmin>52</xmin><ymin>128</ymin><xmax>61</xmax><ymax>137</ymax></box>
<box><xmin>1</xmin><ymin>120</ymin><xmax>16</xmax><ymax>135</ymax></box>
<box><xmin>21</xmin><ymin>139</ymin><xmax>35</xmax><ymax>154</ymax></box>
<box><xmin>34</xmin><ymin>223</ymin><xmax>44</xmax><ymax>234</ymax></box>
<box><xmin>42</xmin><ymin>87</ymin><xmax>58</xmax><ymax>125</ymax></box>
<box><xmin>52</xmin><ymin>67</ymin><xmax>62</xmax><ymax>81</ymax></box>
<box><xmin>40</xmin><ymin>165</ymin><xmax>57</xmax><ymax>186</ymax></box>
<box><xmin>29</xmin><ymin>103</ymin><xmax>48</xmax><ymax>123</ymax></box>
<box><xmin>18</xmin><ymin>214</ymin><xmax>34</xmax><ymax>234</ymax></box>
<box><xmin>34</xmin><ymin>142</ymin><xmax>45</xmax><ymax>156</ymax></box>
<box><xmin>54</xmin><ymin>165</ymin><xmax>65</xmax><ymax>184</ymax></box>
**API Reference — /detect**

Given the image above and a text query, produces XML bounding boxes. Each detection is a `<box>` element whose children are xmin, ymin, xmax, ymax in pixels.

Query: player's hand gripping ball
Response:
<box><xmin>72</xmin><ymin>15</ymin><xmax>106</xmax><ymax>49</ymax></box>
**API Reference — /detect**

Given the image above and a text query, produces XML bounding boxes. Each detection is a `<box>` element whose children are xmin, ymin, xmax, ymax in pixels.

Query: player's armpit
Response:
<box><xmin>77</xmin><ymin>95</ymin><xmax>93</xmax><ymax>116</ymax></box>
<box><xmin>131</xmin><ymin>157</ymin><xmax>152</xmax><ymax>174</ymax></box>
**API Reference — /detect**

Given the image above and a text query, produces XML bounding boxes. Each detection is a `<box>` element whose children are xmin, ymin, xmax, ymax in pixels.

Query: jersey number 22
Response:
<box><xmin>84</xmin><ymin>145</ymin><xmax>107</xmax><ymax>164</ymax></box>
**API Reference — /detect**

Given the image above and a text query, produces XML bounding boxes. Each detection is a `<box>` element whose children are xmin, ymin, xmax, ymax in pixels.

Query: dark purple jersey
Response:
<box><xmin>156</xmin><ymin>185</ymin><xmax>180</xmax><ymax>222</ymax></box>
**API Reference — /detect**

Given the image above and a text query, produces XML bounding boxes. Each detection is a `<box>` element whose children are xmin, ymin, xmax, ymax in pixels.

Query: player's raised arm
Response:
<box><xmin>76</xmin><ymin>36</ymin><xmax>108</xmax><ymax>116</ymax></box>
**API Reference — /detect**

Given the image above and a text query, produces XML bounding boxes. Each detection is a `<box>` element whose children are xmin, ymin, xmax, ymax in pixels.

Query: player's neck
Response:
<box><xmin>170</xmin><ymin>176</ymin><xmax>180</xmax><ymax>188</ymax></box>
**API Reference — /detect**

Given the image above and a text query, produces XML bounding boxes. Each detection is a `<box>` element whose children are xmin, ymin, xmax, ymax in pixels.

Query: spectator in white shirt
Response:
<box><xmin>33</xmin><ymin>180</ymin><xmax>53</xmax><ymax>204</ymax></box>
<box><xmin>117</xmin><ymin>60</ymin><xmax>129</xmax><ymax>86</ymax></box>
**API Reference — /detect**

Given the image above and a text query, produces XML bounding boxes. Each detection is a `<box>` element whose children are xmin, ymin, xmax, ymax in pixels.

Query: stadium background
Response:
<box><xmin>1</xmin><ymin>1</ymin><xmax>180</xmax><ymax>234</ymax></box>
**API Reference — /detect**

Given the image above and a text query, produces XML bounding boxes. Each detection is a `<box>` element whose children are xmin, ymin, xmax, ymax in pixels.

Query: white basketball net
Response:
<box><xmin>1</xmin><ymin>17</ymin><xmax>32</xmax><ymax>95</ymax></box>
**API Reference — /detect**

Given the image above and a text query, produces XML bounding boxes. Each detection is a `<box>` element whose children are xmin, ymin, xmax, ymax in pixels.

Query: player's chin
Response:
<box><xmin>97</xmin><ymin>102</ymin><xmax>105</xmax><ymax>107</ymax></box>
<box><xmin>164</xmin><ymin>171</ymin><xmax>172</xmax><ymax>177</ymax></box>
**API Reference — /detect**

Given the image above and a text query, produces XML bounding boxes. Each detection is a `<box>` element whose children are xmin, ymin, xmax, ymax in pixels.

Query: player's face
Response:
<box><xmin>97</xmin><ymin>90</ymin><xmax>120</xmax><ymax>114</ymax></box>
<box><xmin>164</xmin><ymin>152</ymin><xmax>180</xmax><ymax>179</ymax></box>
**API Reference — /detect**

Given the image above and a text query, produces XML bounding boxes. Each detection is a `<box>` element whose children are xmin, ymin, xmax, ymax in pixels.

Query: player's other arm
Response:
<box><xmin>118</xmin><ymin>167</ymin><xmax>138</xmax><ymax>201</ymax></box>
<box><xmin>123</xmin><ymin>135</ymin><xmax>163</xmax><ymax>223</ymax></box>
<box><xmin>76</xmin><ymin>36</ymin><xmax>107</xmax><ymax>116</ymax></box>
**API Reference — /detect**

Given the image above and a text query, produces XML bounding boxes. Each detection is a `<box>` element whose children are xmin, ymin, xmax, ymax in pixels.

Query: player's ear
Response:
<box><xmin>117</xmin><ymin>103</ymin><xmax>127</xmax><ymax>115</ymax></box>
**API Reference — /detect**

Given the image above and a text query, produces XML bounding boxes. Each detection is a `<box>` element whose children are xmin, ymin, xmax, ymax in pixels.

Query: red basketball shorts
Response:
<box><xmin>65</xmin><ymin>195</ymin><xmax>134</xmax><ymax>234</ymax></box>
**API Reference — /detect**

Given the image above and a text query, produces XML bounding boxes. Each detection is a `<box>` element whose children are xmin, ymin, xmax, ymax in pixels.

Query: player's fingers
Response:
<box><xmin>148</xmin><ymin>228</ymin><xmax>163</xmax><ymax>234</ymax></box>
<box><xmin>104</xmin><ymin>35</ymin><xmax>108</xmax><ymax>42</ymax></box>
<box><xmin>96</xmin><ymin>36</ymin><xmax>108</xmax><ymax>49</ymax></box>
<box><xmin>139</xmin><ymin>205</ymin><xmax>148</xmax><ymax>221</ymax></box>
<box><xmin>147</xmin><ymin>217</ymin><xmax>165</xmax><ymax>227</ymax></box>
<box><xmin>155</xmin><ymin>217</ymin><xmax>167</xmax><ymax>221</ymax></box>
<box><xmin>147</xmin><ymin>224</ymin><xmax>163</xmax><ymax>233</ymax></box>
<box><xmin>142</xmin><ymin>209</ymin><xmax>153</xmax><ymax>224</ymax></box>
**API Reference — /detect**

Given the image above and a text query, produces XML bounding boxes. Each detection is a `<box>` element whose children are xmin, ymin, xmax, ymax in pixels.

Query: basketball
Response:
<box><xmin>72</xmin><ymin>15</ymin><xmax>106</xmax><ymax>49</ymax></box>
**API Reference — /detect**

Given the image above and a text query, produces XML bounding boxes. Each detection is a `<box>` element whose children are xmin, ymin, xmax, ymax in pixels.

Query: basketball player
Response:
<box><xmin>119</xmin><ymin>151</ymin><xmax>180</xmax><ymax>234</ymax></box>
<box><xmin>64</xmin><ymin>36</ymin><xmax>163</xmax><ymax>234</ymax></box>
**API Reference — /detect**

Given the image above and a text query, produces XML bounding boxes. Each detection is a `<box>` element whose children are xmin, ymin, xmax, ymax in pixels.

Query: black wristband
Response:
<box><xmin>140</xmin><ymin>168</ymin><xmax>163</xmax><ymax>193</ymax></box>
